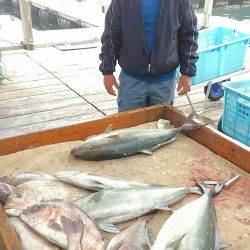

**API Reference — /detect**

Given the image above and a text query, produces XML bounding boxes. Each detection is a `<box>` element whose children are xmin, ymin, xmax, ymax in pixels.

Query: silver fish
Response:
<box><xmin>74</xmin><ymin>186</ymin><xmax>202</xmax><ymax>233</ymax></box>
<box><xmin>20</xmin><ymin>201</ymin><xmax>107</xmax><ymax>250</ymax></box>
<box><xmin>4</xmin><ymin>180</ymin><xmax>89</xmax><ymax>216</ymax></box>
<box><xmin>55</xmin><ymin>171</ymin><xmax>154</xmax><ymax>191</ymax></box>
<box><xmin>151</xmin><ymin>180</ymin><xmax>225</xmax><ymax>250</ymax></box>
<box><xmin>107</xmin><ymin>216</ymin><xmax>153</xmax><ymax>250</ymax></box>
<box><xmin>9</xmin><ymin>217</ymin><xmax>60</xmax><ymax>250</ymax></box>
<box><xmin>0</xmin><ymin>172</ymin><xmax>56</xmax><ymax>187</ymax></box>
<box><xmin>0</xmin><ymin>182</ymin><xmax>14</xmax><ymax>205</ymax></box>
<box><xmin>71</xmin><ymin>112</ymin><xmax>203</xmax><ymax>161</ymax></box>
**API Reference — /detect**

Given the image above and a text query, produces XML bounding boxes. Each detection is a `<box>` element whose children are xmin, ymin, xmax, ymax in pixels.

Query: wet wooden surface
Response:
<box><xmin>0</xmin><ymin>121</ymin><xmax>249</xmax><ymax>249</ymax></box>
<box><xmin>0</xmin><ymin>46</ymin><xmax>235</xmax><ymax>140</ymax></box>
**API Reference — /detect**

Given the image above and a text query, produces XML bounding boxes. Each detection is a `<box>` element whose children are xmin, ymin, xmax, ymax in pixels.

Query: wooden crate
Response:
<box><xmin>0</xmin><ymin>104</ymin><xmax>249</xmax><ymax>250</ymax></box>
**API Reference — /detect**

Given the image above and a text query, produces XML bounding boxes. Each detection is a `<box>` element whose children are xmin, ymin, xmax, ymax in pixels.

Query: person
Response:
<box><xmin>99</xmin><ymin>0</ymin><xmax>199</xmax><ymax>112</ymax></box>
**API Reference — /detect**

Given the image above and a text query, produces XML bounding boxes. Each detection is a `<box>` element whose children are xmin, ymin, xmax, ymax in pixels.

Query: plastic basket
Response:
<box><xmin>192</xmin><ymin>27</ymin><xmax>250</xmax><ymax>85</ymax></box>
<box><xmin>222</xmin><ymin>80</ymin><xmax>250</xmax><ymax>146</ymax></box>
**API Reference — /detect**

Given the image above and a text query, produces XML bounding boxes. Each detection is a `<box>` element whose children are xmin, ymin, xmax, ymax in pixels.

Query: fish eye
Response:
<box><xmin>15</xmin><ymin>193</ymin><xmax>22</xmax><ymax>198</ymax></box>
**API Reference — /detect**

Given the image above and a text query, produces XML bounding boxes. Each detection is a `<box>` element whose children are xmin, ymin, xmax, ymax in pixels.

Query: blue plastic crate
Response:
<box><xmin>192</xmin><ymin>27</ymin><xmax>250</xmax><ymax>85</ymax></box>
<box><xmin>222</xmin><ymin>80</ymin><xmax>250</xmax><ymax>146</ymax></box>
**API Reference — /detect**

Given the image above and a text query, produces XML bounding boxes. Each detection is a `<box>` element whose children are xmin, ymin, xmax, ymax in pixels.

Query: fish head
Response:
<box><xmin>71</xmin><ymin>139</ymin><xmax>102</xmax><ymax>160</ymax></box>
<box><xmin>20</xmin><ymin>202</ymin><xmax>53</xmax><ymax>226</ymax></box>
<box><xmin>0</xmin><ymin>182</ymin><xmax>14</xmax><ymax>205</ymax></box>
<box><xmin>4</xmin><ymin>184</ymin><xmax>40</xmax><ymax>216</ymax></box>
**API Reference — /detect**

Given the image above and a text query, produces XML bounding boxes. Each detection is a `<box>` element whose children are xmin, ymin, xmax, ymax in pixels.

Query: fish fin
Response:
<box><xmin>195</xmin><ymin>179</ymin><xmax>223</xmax><ymax>196</ymax></box>
<box><xmin>189</xmin><ymin>186</ymin><xmax>203</xmax><ymax>195</ymax></box>
<box><xmin>0</xmin><ymin>182</ymin><xmax>14</xmax><ymax>205</ymax></box>
<box><xmin>168</xmin><ymin>233</ymin><xmax>186</xmax><ymax>248</ymax></box>
<box><xmin>98</xmin><ymin>221</ymin><xmax>120</xmax><ymax>234</ymax></box>
<box><xmin>145</xmin><ymin>225</ymin><xmax>155</xmax><ymax>248</ymax></box>
<box><xmin>140</xmin><ymin>150</ymin><xmax>154</xmax><ymax>156</ymax></box>
<box><xmin>105</xmin><ymin>125</ymin><xmax>113</xmax><ymax>134</ymax></box>
<box><xmin>214</xmin><ymin>207</ymin><xmax>230</xmax><ymax>250</ymax></box>
<box><xmin>154</xmin><ymin>203</ymin><xmax>174</xmax><ymax>212</ymax></box>
<box><xmin>147</xmin><ymin>184</ymin><xmax>162</xmax><ymax>187</ymax></box>
<box><xmin>61</xmin><ymin>215</ymin><xmax>84</xmax><ymax>250</ymax></box>
<box><xmin>73</xmin><ymin>193</ymin><xmax>97</xmax><ymax>206</ymax></box>
<box><xmin>107</xmin><ymin>134</ymin><xmax>121</xmax><ymax>140</ymax></box>
<box><xmin>157</xmin><ymin>119</ymin><xmax>171</xmax><ymax>130</ymax></box>
<box><xmin>138</xmin><ymin>211</ymin><xmax>157</xmax><ymax>222</ymax></box>
<box><xmin>88</xmin><ymin>180</ymin><xmax>106</xmax><ymax>190</ymax></box>
<box><xmin>181</xmin><ymin>111</ymin><xmax>207</xmax><ymax>131</ymax></box>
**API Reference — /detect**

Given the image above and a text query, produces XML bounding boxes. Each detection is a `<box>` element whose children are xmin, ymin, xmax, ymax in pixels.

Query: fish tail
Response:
<box><xmin>195</xmin><ymin>179</ymin><xmax>224</xmax><ymax>197</ymax></box>
<box><xmin>61</xmin><ymin>215</ymin><xmax>84</xmax><ymax>249</ymax></box>
<box><xmin>181</xmin><ymin>112</ymin><xmax>207</xmax><ymax>131</ymax></box>
<box><xmin>138</xmin><ymin>211</ymin><xmax>157</xmax><ymax>222</ymax></box>
<box><xmin>189</xmin><ymin>186</ymin><xmax>203</xmax><ymax>195</ymax></box>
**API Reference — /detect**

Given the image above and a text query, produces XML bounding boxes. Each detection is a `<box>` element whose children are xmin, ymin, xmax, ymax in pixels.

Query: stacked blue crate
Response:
<box><xmin>222</xmin><ymin>81</ymin><xmax>250</xmax><ymax>146</ymax></box>
<box><xmin>192</xmin><ymin>27</ymin><xmax>250</xmax><ymax>85</ymax></box>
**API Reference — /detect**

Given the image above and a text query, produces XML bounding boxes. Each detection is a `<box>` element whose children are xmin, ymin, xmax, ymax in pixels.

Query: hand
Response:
<box><xmin>103</xmin><ymin>75</ymin><xmax>120</xmax><ymax>96</ymax></box>
<box><xmin>177</xmin><ymin>75</ymin><xmax>191</xmax><ymax>96</ymax></box>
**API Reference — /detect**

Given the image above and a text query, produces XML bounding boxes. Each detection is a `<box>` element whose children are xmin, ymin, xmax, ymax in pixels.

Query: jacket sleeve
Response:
<box><xmin>99</xmin><ymin>0</ymin><xmax>121</xmax><ymax>75</ymax></box>
<box><xmin>178</xmin><ymin>0</ymin><xmax>199</xmax><ymax>77</ymax></box>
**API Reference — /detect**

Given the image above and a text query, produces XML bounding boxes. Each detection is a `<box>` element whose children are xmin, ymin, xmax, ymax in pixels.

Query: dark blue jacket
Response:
<box><xmin>99</xmin><ymin>0</ymin><xmax>199</xmax><ymax>77</ymax></box>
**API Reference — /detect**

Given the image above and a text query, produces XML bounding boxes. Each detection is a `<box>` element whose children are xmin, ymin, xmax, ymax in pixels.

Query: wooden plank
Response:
<box><xmin>163</xmin><ymin>105</ymin><xmax>250</xmax><ymax>173</ymax></box>
<box><xmin>174</xmin><ymin>92</ymin><xmax>213</xmax><ymax>107</ymax></box>
<box><xmin>0</xmin><ymin>97</ymin><xmax>86</xmax><ymax>119</ymax></box>
<box><xmin>178</xmin><ymin>100</ymin><xmax>223</xmax><ymax>114</ymax></box>
<box><xmin>0</xmin><ymin>79</ymin><xmax>62</xmax><ymax>91</ymax></box>
<box><xmin>104</xmin><ymin>109</ymin><xmax>118</xmax><ymax>116</ymax></box>
<box><xmin>2</xmin><ymin>74</ymin><xmax>52</xmax><ymax>84</ymax></box>
<box><xmin>0</xmin><ymin>91</ymin><xmax>77</xmax><ymax>109</ymax></box>
<box><xmin>0</xmin><ymin>105</ymin><xmax>166</xmax><ymax>156</ymax></box>
<box><xmin>0</xmin><ymin>206</ymin><xmax>23</xmax><ymax>250</ymax></box>
<box><xmin>84</xmin><ymin>92</ymin><xmax>116</xmax><ymax>103</ymax></box>
<box><xmin>0</xmin><ymin>104</ymin><xmax>248</xmax><ymax>173</ymax></box>
<box><xmin>0</xmin><ymin>103</ymin><xmax>97</xmax><ymax>129</ymax></box>
<box><xmin>94</xmin><ymin>99</ymin><xmax>117</xmax><ymax>111</ymax></box>
<box><xmin>0</xmin><ymin>85</ymin><xmax>68</xmax><ymax>101</ymax></box>
<box><xmin>0</xmin><ymin>112</ymin><xmax>104</xmax><ymax>139</ymax></box>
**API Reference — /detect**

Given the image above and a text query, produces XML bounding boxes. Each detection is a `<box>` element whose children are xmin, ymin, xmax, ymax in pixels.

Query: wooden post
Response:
<box><xmin>19</xmin><ymin>0</ymin><xmax>34</xmax><ymax>50</ymax></box>
<box><xmin>202</xmin><ymin>0</ymin><xmax>214</xmax><ymax>29</ymax></box>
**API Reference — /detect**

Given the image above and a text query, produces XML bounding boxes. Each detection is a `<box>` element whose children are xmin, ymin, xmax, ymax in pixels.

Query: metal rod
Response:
<box><xmin>223</xmin><ymin>175</ymin><xmax>241</xmax><ymax>189</ymax></box>
<box><xmin>198</xmin><ymin>81</ymin><xmax>212</xmax><ymax>115</ymax></box>
<box><xmin>186</xmin><ymin>93</ymin><xmax>196</xmax><ymax>112</ymax></box>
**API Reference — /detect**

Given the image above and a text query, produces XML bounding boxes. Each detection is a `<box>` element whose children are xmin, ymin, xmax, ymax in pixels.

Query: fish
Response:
<box><xmin>73</xmin><ymin>186</ymin><xmax>202</xmax><ymax>233</ymax></box>
<box><xmin>9</xmin><ymin>217</ymin><xmax>60</xmax><ymax>250</ymax></box>
<box><xmin>71</xmin><ymin>112</ymin><xmax>204</xmax><ymax>161</ymax></box>
<box><xmin>0</xmin><ymin>172</ymin><xmax>56</xmax><ymax>187</ymax></box>
<box><xmin>151</xmin><ymin>180</ymin><xmax>226</xmax><ymax>250</ymax></box>
<box><xmin>4</xmin><ymin>180</ymin><xmax>89</xmax><ymax>216</ymax></box>
<box><xmin>20</xmin><ymin>200</ymin><xmax>107</xmax><ymax>250</ymax></box>
<box><xmin>55</xmin><ymin>171</ymin><xmax>154</xmax><ymax>191</ymax></box>
<box><xmin>107</xmin><ymin>215</ymin><xmax>154</xmax><ymax>250</ymax></box>
<box><xmin>0</xmin><ymin>182</ymin><xmax>14</xmax><ymax>205</ymax></box>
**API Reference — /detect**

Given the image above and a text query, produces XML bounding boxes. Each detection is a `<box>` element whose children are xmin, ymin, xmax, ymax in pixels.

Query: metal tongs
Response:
<box><xmin>204</xmin><ymin>174</ymin><xmax>241</xmax><ymax>190</ymax></box>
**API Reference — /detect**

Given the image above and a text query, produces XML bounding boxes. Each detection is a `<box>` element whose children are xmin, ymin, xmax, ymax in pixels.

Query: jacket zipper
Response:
<box><xmin>148</xmin><ymin>63</ymin><xmax>151</xmax><ymax>72</ymax></box>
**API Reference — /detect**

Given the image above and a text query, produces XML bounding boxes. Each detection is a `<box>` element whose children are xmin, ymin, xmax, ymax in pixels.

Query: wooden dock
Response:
<box><xmin>0</xmin><ymin>46</ymin><xmax>249</xmax><ymax>140</ymax></box>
